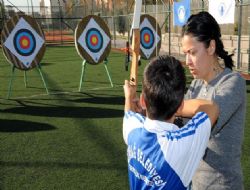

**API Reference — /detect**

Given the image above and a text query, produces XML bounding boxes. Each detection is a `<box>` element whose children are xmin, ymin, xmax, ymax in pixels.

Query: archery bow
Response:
<box><xmin>130</xmin><ymin>0</ymin><xmax>142</xmax><ymax>86</ymax></box>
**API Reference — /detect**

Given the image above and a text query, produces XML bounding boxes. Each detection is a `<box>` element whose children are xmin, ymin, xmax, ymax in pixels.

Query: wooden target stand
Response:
<box><xmin>1</xmin><ymin>14</ymin><xmax>48</xmax><ymax>99</ymax></box>
<box><xmin>75</xmin><ymin>15</ymin><xmax>113</xmax><ymax>91</ymax></box>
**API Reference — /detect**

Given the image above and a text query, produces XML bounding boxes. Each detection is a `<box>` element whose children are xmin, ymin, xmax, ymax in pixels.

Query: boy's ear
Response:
<box><xmin>140</xmin><ymin>93</ymin><xmax>146</xmax><ymax>110</ymax></box>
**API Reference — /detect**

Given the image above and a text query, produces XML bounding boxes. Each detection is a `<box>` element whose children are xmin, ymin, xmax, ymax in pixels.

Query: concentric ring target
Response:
<box><xmin>86</xmin><ymin>28</ymin><xmax>103</xmax><ymax>53</ymax></box>
<box><xmin>75</xmin><ymin>15</ymin><xmax>111</xmax><ymax>65</ymax></box>
<box><xmin>1</xmin><ymin>14</ymin><xmax>46</xmax><ymax>70</ymax></box>
<box><xmin>140</xmin><ymin>27</ymin><xmax>154</xmax><ymax>50</ymax></box>
<box><xmin>139</xmin><ymin>14</ymin><xmax>161</xmax><ymax>60</ymax></box>
<box><xmin>14</xmin><ymin>29</ymin><xmax>36</xmax><ymax>56</ymax></box>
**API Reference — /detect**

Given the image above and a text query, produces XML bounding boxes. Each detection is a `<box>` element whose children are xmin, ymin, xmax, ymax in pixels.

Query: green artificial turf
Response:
<box><xmin>0</xmin><ymin>46</ymin><xmax>249</xmax><ymax>189</ymax></box>
<box><xmin>0</xmin><ymin>46</ymin><xmax>142</xmax><ymax>190</ymax></box>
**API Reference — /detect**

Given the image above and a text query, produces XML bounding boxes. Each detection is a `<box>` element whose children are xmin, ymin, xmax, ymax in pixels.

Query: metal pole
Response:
<box><xmin>202</xmin><ymin>0</ymin><xmax>204</xmax><ymax>11</ymax></box>
<box><xmin>7</xmin><ymin>66</ymin><xmax>15</xmax><ymax>99</ymax></box>
<box><xmin>84</xmin><ymin>0</ymin><xmax>87</xmax><ymax>16</ymax></box>
<box><xmin>103</xmin><ymin>59</ymin><xmax>114</xmax><ymax>87</ymax></box>
<box><xmin>91</xmin><ymin>0</ymin><xmax>94</xmax><ymax>14</ymax></box>
<box><xmin>101</xmin><ymin>0</ymin><xmax>104</xmax><ymax>15</ymax></box>
<box><xmin>248</xmin><ymin>16</ymin><xmax>250</xmax><ymax>73</ymax></box>
<box><xmin>58</xmin><ymin>0</ymin><xmax>63</xmax><ymax>44</ymax></box>
<box><xmin>30</xmin><ymin>0</ymin><xmax>34</xmax><ymax>17</ymax></box>
<box><xmin>236</xmin><ymin>0</ymin><xmax>243</xmax><ymax>70</ymax></box>
<box><xmin>112</xmin><ymin>0</ymin><xmax>116</xmax><ymax>47</ymax></box>
<box><xmin>0</xmin><ymin>0</ymin><xmax>5</xmax><ymax>27</ymax></box>
<box><xmin>155</xmin><ymin>0</ymin><xmax>158</xmax><ymax>56</ymax></box>
<box><xmin>168</xmin><ymin>0</ymin><xmax>171</xmax><ymax>55</ymax></box>
<box><xmin>79</xmin><ymin>60</ymin><xmax>87</xmax><ymax>92</ymax></box>
<box><xmin>27</xmin><ymin>0</ymin><xmax>30</xmax><ymax>15</ymax></box>
<box><xmin>144</xmin><ymin>0</ymin><xmax>146</xmax><ymax>13</ymax></box>
<box><xmin>127</xmin><ymin>0</ymin><xmax>129</xmax><ymax>43</ymax></box>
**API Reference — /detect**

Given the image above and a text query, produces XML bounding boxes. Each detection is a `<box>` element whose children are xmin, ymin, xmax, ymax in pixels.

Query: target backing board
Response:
<box><xmin>75</xmin><ymin>15</ymin><xmax>111</xmax><ymax>65</ymax></box>
<box><xmin>140</xmin><ymin>14</ymin><xmax>161</xmax><ymax>60</ymax></box>
<box><xmin>1</xmin><ymin>14</ymin><xmax>46</xmax><ymax>70</ymax></box>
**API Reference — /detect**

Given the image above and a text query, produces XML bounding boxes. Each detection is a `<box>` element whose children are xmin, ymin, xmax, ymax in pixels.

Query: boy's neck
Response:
<box><xmin>167</xmin><ymin>116</ymin><xmax>175</xmax><ymax>123</ymax></box>
<box><xmin>146</xmin><ymin>111</ymin><xmax>175</xmax><ymax>123</ymax></box>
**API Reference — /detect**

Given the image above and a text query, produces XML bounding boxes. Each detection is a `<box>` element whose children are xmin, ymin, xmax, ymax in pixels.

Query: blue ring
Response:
<box><xmin>13</xmin><ymin>29</ymin><xmax>36</xmax><ymax>56</ymax></box>
<box><xmin>86</xmin><ymin>28</ymin><xmax>103</xmax><ymax>53</ymax></box>
<box><xmin>140</xmin><ymin>27</ymin><xmax>154</xmax><ymax>49</ymax></box>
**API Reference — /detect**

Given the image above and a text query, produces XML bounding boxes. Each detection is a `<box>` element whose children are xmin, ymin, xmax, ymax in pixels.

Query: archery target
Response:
<box><xmin>85</xmin><ymin>28</ymin><xmax>103</xmax><ymax>53</ymax></box>
<box><xmin>75</xmin><ymin>15</ymin><xmax>111</xmax><ymax>65</ymax></box>
<box><xmin>140</xmin><ymin>14</ymin><xmax>161</xmax><ymax>60</ymax></box>
<box><xmin>141</xmin><ymin>27</ymin><xmax>154</xmax><ymax>49</ymax></box>
<box><xmin>1</xmin><ymin>15</ymin><xmax>46</xmax><ymax>70</ymax></box>
<box><xmin>14</xmin><ymin>29</ymin><xmax>36</xmax><ymax>56</ymax></box>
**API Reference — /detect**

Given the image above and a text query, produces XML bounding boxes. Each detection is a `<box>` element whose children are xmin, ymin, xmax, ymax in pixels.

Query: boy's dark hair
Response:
<box><xmin>181</xmin><ymin>11</ymin><xmax>234</xmax><ymax>70</ymax></box>
<box><xmin>142</xmin><ymin>55</ymin><xmax>186</xmax><ymax>120</ymax></box>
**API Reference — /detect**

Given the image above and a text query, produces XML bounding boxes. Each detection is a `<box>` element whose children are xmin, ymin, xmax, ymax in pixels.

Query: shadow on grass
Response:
<box><xmin>70</xmin><ymin>96</ymin><xmax>124</xmax><ymax>105</ymax></box>
<box><xmin>0</xmin><ymin>160</ymin><xmax>126</xmax><ymax>170</ymax></box>
<box><xmin>1</xmin><ymin>106</ymin><xmax>123</xmax><ymax>118</ymax></box>
<box><xmin>40</xmin><ymin>62</ymin><xmax>55</xmax><ymax>67</ymax></box>
<box><xmin>0</xmin><ymin>119</ymin><xmax>56</xmax><ymax>132</ymax></box>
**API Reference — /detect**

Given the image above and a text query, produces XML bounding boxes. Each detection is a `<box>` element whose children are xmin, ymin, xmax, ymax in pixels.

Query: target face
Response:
<box><xmin>141</xmin><ymin>27</ymin><xmax>154</xmax><ymax>49</ymax></box>
<box><xmin>1</xmin><ymin>15</ymin><xmax>46</xmax><ymax>70</ymax></box>
<box><xmin>86</xmin><ymin>28</ymin><xmax>103</xmax><ymax>53</ymax></box>
<box><xmin>14</xmin><ymin>29</ymin><xmax>36</xmax><ymax>56</ymax></box>
<box><xmin>140</xmin><ymin>14</ymin><xmax>161</xmax><ymax>60</ymax></box>
<box><xmin>75</xmin><ymin>15</ymin><xmax>111</xmax><ymax>65</ymax></box>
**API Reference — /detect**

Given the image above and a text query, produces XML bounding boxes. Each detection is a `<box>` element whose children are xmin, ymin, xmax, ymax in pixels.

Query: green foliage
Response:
<box><xmin>117</xmin><ymin>10</ymin><xmax>126</xmax><ymax>35</ymax></box>
<box><xmin>234</xmin><ymin>22</ymin><xmax>238</xmax><ymax>35</ymax></box>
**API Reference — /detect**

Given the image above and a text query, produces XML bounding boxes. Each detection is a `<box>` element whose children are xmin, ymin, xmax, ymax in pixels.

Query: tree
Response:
<box><xmin>117</xmin><ymin>9</ymin><xmax>126</xmax><ymax>35</ymax></box>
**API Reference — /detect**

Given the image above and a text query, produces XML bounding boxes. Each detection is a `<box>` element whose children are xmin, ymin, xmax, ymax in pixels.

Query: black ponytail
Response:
<box><xmin>215</xmin><ymin>38</ymin><xmax>234</xmax><ymax>70</ymax></box>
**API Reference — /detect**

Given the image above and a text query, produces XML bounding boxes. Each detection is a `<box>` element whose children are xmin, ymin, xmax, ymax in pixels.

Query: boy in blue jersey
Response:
<box><xmin>123</xmin><ymin>55</ymin><xmax>219</xmax><ymax>190</ymax></box>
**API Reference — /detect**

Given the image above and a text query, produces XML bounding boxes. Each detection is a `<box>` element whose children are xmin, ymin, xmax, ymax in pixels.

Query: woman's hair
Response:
<box><xmin>181</xmin><ymin>11</ymin><xmax>234</xmax><ymax>70</ymax></box>
<box><xmin>143</xmin><ymin>55</ymin><xmax>186</xmax><ymax>120</ymax></box>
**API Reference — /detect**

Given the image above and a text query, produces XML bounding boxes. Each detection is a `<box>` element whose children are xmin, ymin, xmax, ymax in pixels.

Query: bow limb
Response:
<box><xmin>130</xmin><ymin>0</ymin><xmax>142</xmax><ymax>86</ymax></box>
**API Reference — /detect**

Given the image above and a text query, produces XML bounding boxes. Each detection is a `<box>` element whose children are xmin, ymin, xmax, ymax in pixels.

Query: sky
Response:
<box><xmin>4</xmin><ymin>0</ymin><xmax>50</xmax><ymax>7</ymax></box>
<box><xmin>3</xmin><ymin>0</ymin><xmax>51</xmax><ymax>13</ymax></box>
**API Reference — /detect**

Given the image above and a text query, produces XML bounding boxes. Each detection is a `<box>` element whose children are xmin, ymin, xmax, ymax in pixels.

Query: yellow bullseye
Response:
<box><xmin>91</xmin><ymin>36</ymin><xmax>98</xmax><ymax>45</ymax></box>
<box><xmin>22</xmin><ymin>39</ymin><xmax>29</xmax><ymax>47</ymax></box>
<box><xmin>144</xmin><ymin>34</ymin><xmax>150</xmax><ymax>43</ymax></box>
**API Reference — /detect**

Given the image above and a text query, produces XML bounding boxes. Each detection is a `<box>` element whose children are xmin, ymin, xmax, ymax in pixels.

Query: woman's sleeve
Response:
<box><xmin>185</xmin><ymin>84</ymin><xmax>193</xmax><ymax>100</ymax></box>
<box><xmin>184</xmin><ymin>79</ymin><xmax>198</xmax><ymax>100</ymax></box>
<box><xmin>212</xmin><ymin>73</ymin><xmax>246</xmax><ymax>131</ymax></box>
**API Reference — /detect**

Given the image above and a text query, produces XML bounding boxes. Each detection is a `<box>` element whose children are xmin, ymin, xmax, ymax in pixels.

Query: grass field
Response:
<box><xmin>0</xmin><ymin>46</ymin><xmax>249</xmax><ymax>189</ymax></box>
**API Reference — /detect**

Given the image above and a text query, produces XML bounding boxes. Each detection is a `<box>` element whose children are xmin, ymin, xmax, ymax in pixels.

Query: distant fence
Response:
<box><xmin>0</xmin><ymin>1</ymin><xmax>250</xmax><ymax>73</ymax></box>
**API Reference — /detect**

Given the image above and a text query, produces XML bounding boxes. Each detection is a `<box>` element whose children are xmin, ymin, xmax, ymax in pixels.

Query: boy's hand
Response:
<box><xmin>132</xmin><ymin>97</ymin><xmax>144</xmax><ymax>115</ymax></box>
<box><xmin>123</xmin><ymin>80</ymin><xmax>136</xmax><ymax>100</ymax></box>
<box><xmin>123</xmin><ymin>80</ymin><xmax>137</xmax><ymax>112</ymax></box>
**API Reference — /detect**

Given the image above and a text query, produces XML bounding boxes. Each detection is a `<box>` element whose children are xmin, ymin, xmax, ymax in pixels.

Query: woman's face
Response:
<box><xmin>182</xmin><ymin>34</ymin><xmax>214</xmax><ymax>80</ymax></box>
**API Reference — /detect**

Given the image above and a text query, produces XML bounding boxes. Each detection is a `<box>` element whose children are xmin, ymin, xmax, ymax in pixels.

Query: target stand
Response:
<box><xmin>7</xmin><ymin>64</ymin><xmax>49</xmax><ymax>99</ymax></box>
<box><xmin>1</xmin><ymin>14</ymin><xmax>49</xmax><ymax>99</ymax></box>
<box><xmin>75</xmin><ymin>15</ymin><xmax>113</xmax><ymax>92</ymax></box>
<box><xmin>79</xmin><ymin>58</ymin><xmax>113</xmax><ymax>92</ymax></box>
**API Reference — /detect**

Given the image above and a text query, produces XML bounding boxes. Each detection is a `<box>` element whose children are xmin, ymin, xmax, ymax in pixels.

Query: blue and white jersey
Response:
<box><xmin>123</xmin><ymin>111</ymin><xmax>211</xmax><ymax>190</ymax></box>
